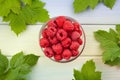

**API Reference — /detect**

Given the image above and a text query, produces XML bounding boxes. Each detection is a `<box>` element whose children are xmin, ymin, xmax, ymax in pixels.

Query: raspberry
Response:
<box><xmin>63</xmin><ymin>21</ymin><xmax>74</xmax><ymax>31</ymax></box>
<box><xmin>71</xmin><ymin>31</ymin><xmax>80</xmax><ymax>40</ymax></box>
<box><xmin>62</xmin><ymin>49</ymin><xmax>72</xmax><ymax>60</ymax></box>
<box><xmin>48</xmin><ymin>20</ymin><xmax>57</xmax><ymax>28</ymax></box>
<box><xmin>77</xmin><ymin>29</ymin><xmax>82</xmax><ymax>36</ymax></box>
<box><xmin>57</xmin><ymin>29</ymin><xmax>67</xmax><ymax>41</ymax></box>
<box><xmin>49</xmin><ymin>36</ymin><xmax>58</xmax><ymax>44</ymax></box>
<box><xmin>44</xmin><ymin>47</ymin><xmax>54</xmax><ymax>58</ymax></box>
<box><xmin>42</xmin><ymin>28</ymin><xmax>47</xmax><ymax>38</ymax></box>
<box><xmin>52</xmin><ymin>43</ymin><xmax>63</xmax><ymax>55</ymax></box>
<box><xmin>73</xmin><ymin>22</ymin><xmax>80</xmax><ymax>31</ymax></box>
<box><xmin>39</xmin><ymin>38</ymin><xmax>49</xmax><ymax>48</ymax></box>
<box><xmin>67</xmin><ymin>31</ymin><xmax>72</xmax><ymax>37</ymax></box>
<box><xmin>46</xmin><ymin>27</ymin><xmax>57</xmax><ymax>37</ymax></box>
<box><xmin>61</xmin><ymin>37</ymin><xmax>71</xmax><ymax>48</ymax></box>
<box><xmin>56</xmin><ymin>16</ymin><xmax>66</xmax><ymax>28</ymax></box>
<box><xmin>72</xmin><ymin>50</ymin><xmax>79</xmax><ymax>56</ymax></box>
<box><xmin>77</xmin><ymin>38</ymin><xmax>83</xmax><ymax>45</ymax></box>
<box><xmin>54</xmin><ymin>55</ymin><xmax>62</xmax><ymax>61</ymax></box>
<box><xmin>70</xmin><ymin>41</ymin><xmax>80</xmax><ymax>50</ymax></box>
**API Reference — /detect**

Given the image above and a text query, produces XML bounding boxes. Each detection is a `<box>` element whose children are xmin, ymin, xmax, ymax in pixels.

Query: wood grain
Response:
<box><xmin>0</xmin><ymin>0</ymin><xmax>120</xmax><ymax>79</ymax></box>
<box><xmin>28</xmin><ymin>56</ymin><xmax>120</xmax><ymax>80</ymax></box>
<box><xmin>0</xmin><ymin>25</ymin><xmax>115</xmax><ymax>56</ymax></box>
<box><xmin>0</xmin><ymin>0</ymin><xmax>120</xmax><ymax>24</ymax></box>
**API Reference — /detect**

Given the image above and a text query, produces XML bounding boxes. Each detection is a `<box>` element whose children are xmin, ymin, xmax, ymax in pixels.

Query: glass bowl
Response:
<box><xmin>39</xmin><ymin>16</ymin><xmax>86</xmax><ymax>63</ymax></box>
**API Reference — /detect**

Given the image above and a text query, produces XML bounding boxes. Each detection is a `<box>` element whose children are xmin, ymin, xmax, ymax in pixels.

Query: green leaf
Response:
<box><xmin>9</xmin><ymin>12</ymin><xmax>26</xmax><ymax>35</ymax></box>
<box><xmin>0</xmin><ymin>51</ymin><xmax>39</xmax><ymax>80</ymax></box>
<box><xmin>74</xmin><ymin>69</ymin><xmax>84</xmax><ymax>80</ymax></box>
<box><xmin>0</xmin><ymin>0</ymin><xmax>4</xmax><ymax>3</ymax></box>
<box><xmin>3</xmin><ymin>11</ymin><xmax>26</xmax><ymax>35</ymax></box>
<box><xmin>28</xmin><ymin>0</ymin><xmax>49</xmax><ymax>23</ymax></box>
<box><xmin>94</xmin><ymin>30</ymin><xmax>118</xmax><ymax>43</ymax></box>
<box><xmin>99</xmin><ymin>0</ymin><xmax>103</xmax><ymax>2</ymax></box>
<box><xmin>0</xmin><ymin>51</ymin><xmax>9</xmax><ymax>75</ymax></box>
<box><xmin>1</xmin><ymin>0</ymin><xmax>49</xmax><ymax>35</ymax></box>
<box><xmin>4</xmin><ymin>69</ymin><xmax>19</xmax><ymax>80</ymax></box>
<box><xmin>103</xmin><ymin>0</ymin><xmax>116</xmax><ymax>9</ymax></box>
<box><xmin>21</xmin><ymin>0</ymin><xmax>49</xmax><ymax>24</ymax></box>
<box><xmin>22</xmin><ymin>0</ymin><xmax>32</xmax><ymax>5</ymax></box>
<box><xmin>18</xmin><ymin>64</ymin><xmax>31</xmax><ymax>76</ymax></box>
<box><xmin>73</xmin><ymin>0</ymin><xmax>89</xmax><ymax>13</ymax></box>
<box><xmin>0</xmin><ymin>0</ymin><xmax>20</xmax><ymax>16</ymax></box>
<box><xmin>94</xmin><ymin>25</ymin><xmax>120</xmax><ymax>66</ymax></box>
<box><xmin>116</xmin><ymin>24</ymin><xmax>120</xmax><ymax>34</ymax></box>
<box><xmin>73</xmin><ymin>0</ymin><xmax>99</xmax><ymax>13</ymax></box>
<box><xmin>89</xmin><ymin>0</ymin><xmax>99</xmax><ymax>9</ymax></box>
<box><xmin>16</xmin><ymin>78</ymin><xmax>27</xmax><ymax>80</ymax></box>
<box><xmin>105</xmin><ymin>57</ymin><xmax>120</xmax><ymax>66</ymax></box>
<box><xmin>23</xmin><ymin>54</ymin><xmax>39</xmax><ymax>66</ymax></box>
<box><xmin>10</xmin><ymin>52</ymin><xmax>24</xmax><ymax>68</ymax></box>
<box><xmin>109</xmin><ymin>28</ymin><xmax>118</xmax><ymax>42</ymax></box>
<box><xmin>73</xmin><ymin>60</ymin><xmax>101</xmax><ymax>80</ymax></box>
<box><xmin>73</xmin><ymin>0</ymin><xmax>116</xmax><ymax>13</ymax></box>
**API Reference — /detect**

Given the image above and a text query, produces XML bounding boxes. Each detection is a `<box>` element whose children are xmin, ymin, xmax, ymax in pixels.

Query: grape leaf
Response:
<box><xmin>103</xmin><ymin>0</ymin><xmax>116</xmax><ymax>9</ymax></box>
<box><xmin>94</xmin><ymin>25</ymin><xmax>120</xmax><ymax>66</ymax></box>
<box><xmin>73</xmin><ymin>60</ymin><xmax>101</xmax><ymax>80</ymax></box>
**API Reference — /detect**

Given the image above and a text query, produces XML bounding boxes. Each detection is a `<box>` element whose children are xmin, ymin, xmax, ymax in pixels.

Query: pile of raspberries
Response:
<box><xmin>39</xmin><ymin>16</ymin><xmax>83</xmax><ymax>62</ymax></box>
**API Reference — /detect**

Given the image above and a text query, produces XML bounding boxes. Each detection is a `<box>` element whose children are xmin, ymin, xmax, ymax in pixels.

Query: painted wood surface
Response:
<box><xmin>0</xmin><ymin>25</ymin><xmax>119</xmax><ymax>80</ymax></box>
<box><xmin>0</xmin><ymin>0</ymin><xmax>120</xmax><ymax>80</ymax></box>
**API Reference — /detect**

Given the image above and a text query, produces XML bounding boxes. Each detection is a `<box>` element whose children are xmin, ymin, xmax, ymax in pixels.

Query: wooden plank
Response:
<box><xmin>26</xmin><ymin>56</ymin><xmax>120</xmax><ymax>80</ymax></box>
<box><xmin>0</xmin><ymin>0</ymin><xmax>120</xmax><ymax>24</ymax></box>
<box><xmin>42</xmin><ymin>0</ymin><xmax>120</xmax><ymax>24</ymax></box>
<box><xmin>0</xmin><ymin>25</ymin><xmax>115</xmax><ymax>56</ymax></box>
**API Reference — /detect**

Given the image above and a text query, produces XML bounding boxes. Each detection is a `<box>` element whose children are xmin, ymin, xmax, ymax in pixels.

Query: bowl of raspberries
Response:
<box><xmin>39</xmin><ymin>16</ymin><xmax>85</xmax><ymax>63</ymax></box>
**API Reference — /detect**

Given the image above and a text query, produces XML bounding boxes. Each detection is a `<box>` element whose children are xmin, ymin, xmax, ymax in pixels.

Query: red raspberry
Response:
<box><xmin>46</xmin><ymin>27</ymin><xmax>57</xmax><ymax>37</ymax></box>
<box><xmin>52</xmin><ymin>43</ymin><xmax>63</xmax><ymax>55</ymax></box>
<box><xmin>49</xmin><ymin>36</ymin><xmax>58</xmax><ymax>44</ymax></box>
<box><xmin>57</xmin><ymin>29</ymin><xmax>67</xmax><ymax>41</ymax></box>
<box><xmin>70</xmin><ymin>41</ymin><xmax>80</xmax><ymax>50</ymax></box>
<box><xmin>54</xmin><ymin>55</ymin><xmax>62</xmax><ymax>61</ymax></box>
<box><xmin>39</xmin><ymin>38</ymin><xmax>49</xmax><ymax>48</ymax></box>
<box><xmin>77</xmin><ymin>29</ymin><xmax>82</xmax><ymax>36</ymax></box>
<box><xmin>72</xmin><ymin>50</ymin><xmax>79</xmax><ymax>56</ymax></box>
<box><xmin>48</xmin><ymin>20</ymin><xmax>57</xmax><ymax>28</ymax></box>
<box><xmin>62</xmin><ymin>49</ymin><xmax>72</xmax><ymax>60</ymax></box>
<box><xmin>67</xmin><ymin>31</ymin><xmax>72</xmax><ymax>37</ymax></box>
<box><xmin>73</xmin><ymin>22</ymin><xmax>80</xmax><ymax>31</ymax></box>
<box><xmin>55</xmin><ymin>16</ymin><xmax>66</xmax><ymax>28</ymax></box>
<box><xmin>77</xmin><ymin>38</ymin><xmax>83</xmax><ymax>45</ymax></box>
<box><xmin>61</xmin><ymin>37</ymin><xmax>71</xmax><ymax>48</ymax></box>
<box><xmin>63</xmin><ymin>21</ymin><xmax>74</xmax><ymax>31</ymax></box>
<box><xmin>42</xmin><ymin>28</ymin><xmax>47</xmax><ymax>38</ymax></box>
<box><xmin>71</xmin><ymin>31</ymin><xmax>80</xmax><ymax>40</ymax></box>
<box><xmin>44</xmin><ymin>47</ymin><xmax>54</xmax><ymax>58</ymax></box>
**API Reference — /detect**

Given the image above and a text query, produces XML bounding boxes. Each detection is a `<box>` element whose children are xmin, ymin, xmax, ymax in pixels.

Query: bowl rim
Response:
<box><xmin>39</xmin><ymin>16</ymin><xmax>86</xmax><ymax>63</ymax></box>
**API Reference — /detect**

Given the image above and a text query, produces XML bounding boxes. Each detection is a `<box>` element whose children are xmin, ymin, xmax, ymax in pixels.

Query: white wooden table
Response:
<box><xmin>0</xmin><ymin>0</ymin><xmax>120</xmax><ymax>80</ymax></box>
